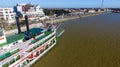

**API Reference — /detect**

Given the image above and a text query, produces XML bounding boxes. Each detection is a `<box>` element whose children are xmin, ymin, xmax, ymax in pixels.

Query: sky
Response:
<box><xmin>0</xmin><ymin>0</ymin><xmax>120</xmax><ymax>8</ymax></box>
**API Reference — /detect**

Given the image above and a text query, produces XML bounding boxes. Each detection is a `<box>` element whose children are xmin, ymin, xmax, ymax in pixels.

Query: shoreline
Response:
<box><xmin>5</xmin><ymin>12</ymin><xmax>106</xmax><ymax>36</ymax></box>
<box><xmin>47</xmin><ymin>12</ymin><xmax>107</xmax><ymax>23</ymax></box>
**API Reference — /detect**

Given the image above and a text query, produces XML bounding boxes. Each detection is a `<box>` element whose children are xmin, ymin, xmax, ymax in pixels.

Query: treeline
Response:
<box><xmin>43</xmin><ymin>9</ymin><xmax>70</xmax><ymax>16</ymax></box>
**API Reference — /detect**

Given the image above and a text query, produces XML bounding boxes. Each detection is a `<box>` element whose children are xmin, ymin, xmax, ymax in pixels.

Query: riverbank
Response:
<box><xmin>5</xmin><ymin>12</ymin><xmax>106</xmax><ymax>36</ymax></box>
<box><xmin>47</xmin><ymin>12</ymin><xmax>106</xmax><ymax>23</ymax></box>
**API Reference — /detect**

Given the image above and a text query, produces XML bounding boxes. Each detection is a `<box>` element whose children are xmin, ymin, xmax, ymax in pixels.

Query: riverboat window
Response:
<box><xmin>17</xmin><ymin>65</ymin><xmax>20</xmax><ymax>67</ymax></box>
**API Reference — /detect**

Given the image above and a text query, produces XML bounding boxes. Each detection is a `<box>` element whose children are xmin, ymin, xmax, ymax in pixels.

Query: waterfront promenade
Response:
<box><xmin>5</xmin><ymin>12</ymin><xmax>105</xmax><ymax>36</ymax></box>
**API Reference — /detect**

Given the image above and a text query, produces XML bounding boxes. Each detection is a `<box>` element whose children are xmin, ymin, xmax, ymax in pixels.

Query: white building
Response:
<box><xmin>88</xmin><ymin>9</ymin><xmax>96</xmax><ymax>13</ymax></box>
<box><xmin>15</xmin><ymin>4</ymin><xmax>45</xmax><ymax>20</ymax></box>
<box><xmin>0</xmin><ymin>7</ymin><xmax>16</xmax><ymax>24</ymax></box>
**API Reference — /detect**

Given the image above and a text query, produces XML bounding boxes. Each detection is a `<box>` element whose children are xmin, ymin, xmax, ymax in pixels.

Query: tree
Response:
<box><xmin>43</xmin><ymin>9</ymin><xmax>70</xmax><ymax>16</ymax></box>
<box><xmin>0</xmin><ymin>18</ymin><xmax>10</xmax><ymax>30</ymax></box>
<box><xmin>0</xmin><ymin>18</ymin><xmax>5</xmax><ymax>28</ymax></box>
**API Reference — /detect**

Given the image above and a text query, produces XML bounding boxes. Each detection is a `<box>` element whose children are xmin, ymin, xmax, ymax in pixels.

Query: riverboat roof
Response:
<box><xmin>0</xmin><ymin>28</ymin><xmax>43</xmax><ymax>47</ymax></box>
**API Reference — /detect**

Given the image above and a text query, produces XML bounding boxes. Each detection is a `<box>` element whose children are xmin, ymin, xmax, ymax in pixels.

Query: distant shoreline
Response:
<box><xmin>5</xmin><ymin>12</ymin><xmax>106</xmax><ymax>36</ymax></box>
<box><xmin>46</xmin><ymin>12</ymin><xmax>106</xmax><ymax>23</ymax></box>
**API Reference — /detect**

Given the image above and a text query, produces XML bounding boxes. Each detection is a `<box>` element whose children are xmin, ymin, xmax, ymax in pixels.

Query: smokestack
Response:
<box><xmin>25</xmin><ymin>15</ymin><xmax>30</xmax><ymax>37</ymax></box>
<box><xmin>15</xmin><ymin>15</ymin><xmax>21</xmax><ymax>34</ymax></box>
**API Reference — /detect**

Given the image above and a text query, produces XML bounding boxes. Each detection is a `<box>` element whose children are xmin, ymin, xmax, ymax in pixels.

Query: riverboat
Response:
<box><xmin>0</xmin><ymin>15</ymin><xmax>64</xmax><ymax>67</ymax></box>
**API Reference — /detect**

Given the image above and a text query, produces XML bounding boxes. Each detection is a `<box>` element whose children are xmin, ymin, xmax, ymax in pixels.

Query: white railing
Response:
<box><xmin>0</xmin><ymin>31</ymin><xmax>56</xmax><ymax>66</ymax></box>
<box><xmin>9</xmin><ymin>32</ymin><xmax>56</xmax><ymax>67</ymax></box>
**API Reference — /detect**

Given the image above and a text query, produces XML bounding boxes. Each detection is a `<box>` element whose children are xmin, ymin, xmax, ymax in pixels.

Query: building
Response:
<box><xmin>0</xmin><ymin>7</ymin><xmax>16</xmax><ymax>24</ymax></box>
<box><xmin>14</xmin><ymin>4</ymin><xmax>45</xmax><ymax>20</ymax></box>
<box><xmin>88</xmin><ymin>9</ymin><xmax>96</xmax><ymax>13</ymax></box>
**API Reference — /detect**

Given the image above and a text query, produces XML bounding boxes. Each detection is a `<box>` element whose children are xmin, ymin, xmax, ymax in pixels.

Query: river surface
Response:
<box><xmin>32</xmin><ymin>13</ymin><xmax>120</xmax><ymax>67</ymax></box>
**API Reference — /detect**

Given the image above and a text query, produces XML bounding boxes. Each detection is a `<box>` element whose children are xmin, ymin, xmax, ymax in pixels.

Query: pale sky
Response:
<box><xmin>0</xmin><ymin>0</ymin><xmax>120</xmax><ymax>8</ymax></box>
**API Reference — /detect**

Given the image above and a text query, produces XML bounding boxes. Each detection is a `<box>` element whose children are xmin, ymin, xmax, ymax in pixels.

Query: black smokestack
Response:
<box><xmin>25</xmin><ymin>15</ymin><xmax>30</xmax><ymax>37</ymax></box>
<box><xmin>15</xmin><ymin>15</ymin><xmax>21</xmax><ymax>34</ymax></box>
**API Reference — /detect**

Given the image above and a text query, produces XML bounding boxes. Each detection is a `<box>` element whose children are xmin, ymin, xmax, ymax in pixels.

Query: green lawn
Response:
<box><xmin>5</xmin><ymin>25</ymin><xmax>17</xmax><ymax>31</ymax></box>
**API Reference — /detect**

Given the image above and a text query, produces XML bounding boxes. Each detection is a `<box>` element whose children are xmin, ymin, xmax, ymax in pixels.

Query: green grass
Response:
<box><xmin>5</xmin><ymin>25</ymin><xmax>17</xmax><ymax>31</ymax></box>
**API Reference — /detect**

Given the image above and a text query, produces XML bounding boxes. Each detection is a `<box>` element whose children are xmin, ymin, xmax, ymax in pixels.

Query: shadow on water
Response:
<box><xmin>32</xmin><ymin>13</ymin><xmax>120</xmax><ymax>67</ymax></box>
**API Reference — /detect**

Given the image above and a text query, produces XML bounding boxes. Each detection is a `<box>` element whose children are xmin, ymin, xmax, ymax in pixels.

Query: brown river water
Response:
<box><xmin>32</xmin><ymin>13</ymin><xmax>120</xmax><ymax>67</ymax></box>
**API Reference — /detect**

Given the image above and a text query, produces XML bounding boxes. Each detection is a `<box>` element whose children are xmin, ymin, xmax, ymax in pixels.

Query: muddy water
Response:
<box><xmin>32</xmin><ymin>13</ymin><xmax>120</xmax><ymax>67</ymax></box>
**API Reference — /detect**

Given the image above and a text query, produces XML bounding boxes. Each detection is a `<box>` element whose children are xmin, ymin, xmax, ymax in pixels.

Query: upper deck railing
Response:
<box><xmin>0</xmin><ymin>29</ymin><xmax>56</xmax><ymax>67</ymax></box>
